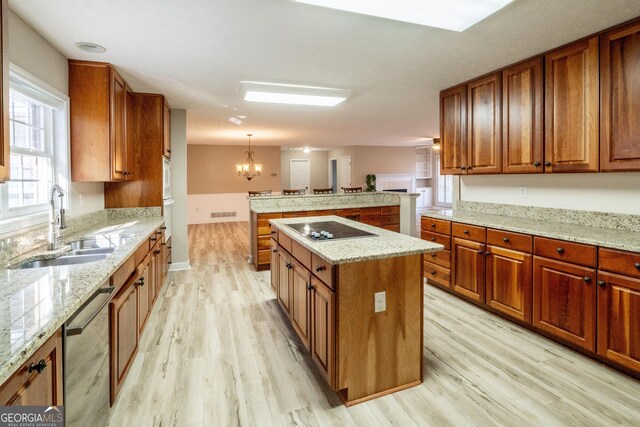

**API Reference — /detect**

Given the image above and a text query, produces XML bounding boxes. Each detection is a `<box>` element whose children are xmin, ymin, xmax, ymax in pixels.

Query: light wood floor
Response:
<box><xmin>108</xmin><ymin>222</ymin><xmax>640</xmax><ymax>427</ymax></box>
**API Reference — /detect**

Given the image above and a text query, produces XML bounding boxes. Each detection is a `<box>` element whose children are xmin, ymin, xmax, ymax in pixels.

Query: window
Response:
<box><xmin>0</xmin><ymin>64</ymin><xmax>69</xmax><ymax>233</ymax></box>
<box><xmin>435</xmin><ymin>154</ymin><xmax>453</xmax><ymax>207</ymax></box>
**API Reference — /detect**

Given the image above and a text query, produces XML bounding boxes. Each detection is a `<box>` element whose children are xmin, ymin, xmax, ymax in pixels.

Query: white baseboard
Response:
<box><xmin>169</xmin><ymin>261</ymin><xmax>191</xmax><ymax>271</ymax></box>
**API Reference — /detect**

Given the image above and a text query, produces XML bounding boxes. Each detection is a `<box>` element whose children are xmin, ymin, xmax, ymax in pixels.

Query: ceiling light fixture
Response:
<box><xmin>236</xmin><ymin>133</ymin><xmax>262</xmax><ymax>181</ymax></box>
<box><xmin>240</xmin><ymin>81</ymin><xmax>352</xmax><ymax>107</ymax></box>
<box><xmin>295</xmin><ymin>0</ymin><xmax>514</xmax><ymax>32</ymax></box>
<box><xmin>303</xmin><ymin>147</ymin><xmax>312</xmax><ymax>153</ymax></box>
<box><xmin>75</xmin><ymin>42</ymin><xmax>107</xmax><ymax>53</ymax></box>
<box><xmin>229</xmin><ymin>116</ymin><xmax>243</xmax><ymax>125</ymax></box>
<box><xmin>432</xmin><ymin>138</ymin><xmax>441</xmax><ymax>150</ymax></box>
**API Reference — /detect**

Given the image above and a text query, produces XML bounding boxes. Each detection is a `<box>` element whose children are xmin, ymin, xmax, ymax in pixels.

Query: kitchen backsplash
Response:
<box><xmin>454</xmin><ymin>201</ymin><xmax>640</xmax><ymax>232</ymax></box>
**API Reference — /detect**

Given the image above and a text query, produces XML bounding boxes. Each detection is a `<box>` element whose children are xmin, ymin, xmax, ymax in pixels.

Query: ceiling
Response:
<box><xmin>10</xmin><ymin>0</ymin><xmax>640</xmax><ymax>147</ymax></box>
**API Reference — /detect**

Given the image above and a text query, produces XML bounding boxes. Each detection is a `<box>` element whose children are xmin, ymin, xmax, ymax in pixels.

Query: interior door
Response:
<box><xmin>338</xmin><ymin>156</ymin><xmax>352</xmax><ymax>189</ymax></box>
<box><xmin>289</xmin><ymin>159</ymin><xmax>310</xmax><ymax>191</ymax></box>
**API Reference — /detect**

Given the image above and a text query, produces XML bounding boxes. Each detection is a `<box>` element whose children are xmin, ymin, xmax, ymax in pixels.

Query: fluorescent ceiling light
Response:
<box><xmin>295</xmin><ymin>0</ymin><xmax>515</xmax><ymax>32</ymax></box>
<box><xmin>240</xmin><ymin>81</ymin><xmax>352</xmax><ymax>107</ymax></box>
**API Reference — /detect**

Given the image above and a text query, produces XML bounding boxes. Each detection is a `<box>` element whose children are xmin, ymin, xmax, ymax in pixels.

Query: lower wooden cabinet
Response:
<box><xmin>0</xmin><ymin>330</ymin><xmax>63</xmax><ymax>406</ymax></box>
<box><xmin>137</xmin><ymin>258</ymin><xmax>151</xmax><ymax>335</ymax></box>
<box><xmin>270</xmin><ymin>240</ymin><xmax>278</xmax><ymax>293</ymax></box>
<box><xmin>310</xmin><ymin>276</ymin><xmax>335</xmax><ymax>389</ymax></box>
<box><xmin>597</xmin><ymin>271</ymin><xmax>640</xmax><ymax>371</ymax></box>
<box><xmin>452</xmin><ymin>237</ymin><xmax>486</xmax><ymax>303</ymax></box>
<box><xmin>533</xmin><ymin>256</ymin><xmax>596</xmax><ymax>351</ymax></box>
<box><xmin>291</xmin><ymin>259</ymin><xmax>311</xmax><ymax>349</ymax></box>
<box><xmin>485</xmin><ymin>246</ymin><xmax>532</xmax><ymax>323</ymax></box>
<box><xmin>277</xmin><ymin>250</ymin><xmax>292</xmax><ymax>312</ymax></box>
<box><xmin>110</xmin><ymin>274</ymin><xmax>139</xmax><ymax>404</ymax></box>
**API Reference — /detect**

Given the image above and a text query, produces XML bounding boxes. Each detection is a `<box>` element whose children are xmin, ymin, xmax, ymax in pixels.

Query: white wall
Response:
<box><xmin>459</xmin><ymin>173</ymin><xmax>640</xmax><ymax>214</ymax></box>
<box><xmin>9</xmin><ymin>10</ymin><xmax>104</xmax><ymax>217</ymax></box>
<box><xmin>170</xmin><ymin>110</ymin><xmax>189</xmax><ymax>269</ymax></box>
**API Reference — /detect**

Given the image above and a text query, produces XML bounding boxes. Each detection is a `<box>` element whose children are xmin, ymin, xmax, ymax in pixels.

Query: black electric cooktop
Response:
<box><xmin>286</xmin><ymin>221</ymin><xmax>377</xmax><ymax>242</ymax></box>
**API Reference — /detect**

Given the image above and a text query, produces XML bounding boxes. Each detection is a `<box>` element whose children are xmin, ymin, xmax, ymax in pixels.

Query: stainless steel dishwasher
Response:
<box><xmin>64</xmin><ymin>282</ymin><xmax>115</xmax><ymax>427</ymax></box>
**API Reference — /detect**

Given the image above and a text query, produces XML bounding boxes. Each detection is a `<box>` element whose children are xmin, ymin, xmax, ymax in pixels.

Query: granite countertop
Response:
<box><xmin>421</xmin><ymin>209</ymin><xmax>640</xmax><ymax>253</ymax></box>
<box><xmin>249</xmin><ymin>192</ymin><xmax>415</xmax><ymax>214</ymax></box>
<box><xmin>0</xmin><ymin>216</ymin><xmax>164</xmax><ymax>385</ymax></box>
<box><xmin>252</xmin><ymin>200</ymin><xmax>400</xmax><ymax>214</ymax></box>
<box><xmin>271</xmin><ymin>215</ymin><xmax>443</xmax><ymax>264</ymax></box>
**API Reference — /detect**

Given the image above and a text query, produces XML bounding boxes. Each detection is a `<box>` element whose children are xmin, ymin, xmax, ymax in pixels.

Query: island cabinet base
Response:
<box><xmin>271</xmin><ymin>228</ymin><xmax>424</xmax><ymax>406</ymax></box>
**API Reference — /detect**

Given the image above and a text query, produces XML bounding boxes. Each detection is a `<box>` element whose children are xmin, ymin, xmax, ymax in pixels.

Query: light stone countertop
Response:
<box><xmin>271</xmin><ymin>215</ymin><xmax>443</xmax><ymax>264</ymax></box>
<box><xmin>421</xmin><ymin>209</ymin><xmax>640</xmax><ymax>253</ymax></box>
<box><xmin>0</xmin><ymin>216</ymin><xmax>164</xmax><ymax>385</ymax></box>
<box><xmin>250</xmin><ymin>192</ymin><xmax>413</xmax><ymax>214</ymax></box>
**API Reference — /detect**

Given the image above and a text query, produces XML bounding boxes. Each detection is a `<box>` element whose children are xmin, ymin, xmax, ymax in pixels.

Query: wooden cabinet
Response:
<box><xmin>440</xmin><ymin>84</ymin><xmax>467</xmax><ymax>174</ymax></box>
<box><xmin>110</xmin><ymin>274</ymin><xmax>139</xmax><ymax>404</ymax></box>
<box><xmin>486</xmin><ymin>246</ymin><xmax>532</xmax><ymax>323</ymax></box>
<box><xmin>600</xmin><ymin>21</ymin><xmax>640</xmax><ymax>171</ymax></box>
<box><xmin>544</xmin><ymin>37</ymin><xmax>600</xmax><ymax>173</ymax></box>
<box><xmin>277</xmin><ymin>250</ymin><xmax>293</xmax><ymax>313</ymax></box>
<box><xmin>0</xmin><ymin>330</ymin><xmax>63</xmax><ymax>406</ymax></box>
<box><xmin>69</xmin><ymin>60</ymin><xmax>134</xmax><ymax>182</ymax></box>
<box><xmin>502</xmin><ymin>57</ymin><xmax>544</xmax><ymax>173</ymax></box>
<box><xmin>270</xmin><ymin>239</ymin><xmax>278</xmax><ymax>292</ymax></box>
<box><xmin>467</xmin><ymin>73</ymin><xmax>502</xmax><ymax>174</ymax></box>
<box><xmin>310</xmin><ymin>276</ymin><xmax>335</xmax><ymax>389</ymax></box>
<box><xmin>533</xmin><ymin>256</ymin><xmax>596</xmax><ymax>351</ymax></box>
<box><xmin>163</xmin><ymin>98</ymin><xmax>171</xmax><ymax>158</ymax></box>
<box><xmin>136</xmin><ymin>258</ymin><xmax>151</xmax><ymax>334</ymax></box>
<box><xmin>291</xmin><ymin>259</ymin><xmax>311</xmax><ymax>349</ymax></box>
<box><xmin>452</xmin><ymin>238</ymin><xmax>486</xmax><ymax>303</ymax></box>
<box><xmin>0</xmin><ymin>0</ymin><xmax>9</xmax><ymax>182</ymax></box>
<box><xmin>421</xmin><ymin>217</ymin><xmax>452</xmax><ymax>289</ymax></box>
<box><xmin>597</xmin><ymin>271</ymin><xmax>640</xmax><ymax>371</ymax></box>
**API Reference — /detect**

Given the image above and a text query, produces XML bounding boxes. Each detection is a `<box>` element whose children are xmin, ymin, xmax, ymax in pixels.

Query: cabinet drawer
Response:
<box><xmin>360</xmin><ymin>218</ymin><xmax>381</xmax><ymax>226</ymax></box>
<box><xmin>426</xmin><ymin>250</ymin><xmax>451</xmax><ymax>268</ymax></box>
<box><xmin>337</xmin><ymin>208</ymin><xmax>359</xmax><ymax>217</ymax></box>
<box><xmin>309</xmin><ymin>209</ymin><xmax>337</xmax><ymax>216</ymax></box>
<box><xmin>452</xmin><ymin>222</ymin><xmax>486</xmax><ymax>243</ymax></box>
<box><xmin>112</xmin><ymin>254</ymin><xmax>136</xmax><ymax>292</ymax></box>
<box><xmin>421</xmin><ymin>231</ymin><xmax>451</xmax><ymax>250</ymax></box>
<box><xmin>257</xmin><ymin>235</ymin><xmax>271</xmax><ymax>251</ymax></box>
<box><xmin>311</xmin><ymin>253</ymin><xmax>334</xmax><ymax>290</ymax></box>
<box><xmin>292</xmin><ymin>240</ymin><xmax>312</xmax><ymax>270</ymax></box>
<box><xmin>360</xmin><ymin>212</ymin><xmax>381</xmax><ymax>223</ymax></box>
<box><xmin>424</xmin><ymin>262</ymin><xmax>451</xmax><ymax>288</ymax></box>
<box><xmin>380</xmin><ymin>214</ymin><xmax>400</xmax><ymax>225</ymax></box>
<box><xmin>534</xmin><ymin>237</ymin><xmax>596</xmax><ymax>267</ymax></box>
<box><xmin>257</xmin><ymin>213</ymin><xmax>282</xmax><ymax>235</ymax></box>
<box><xmin>421</xmin><ymin>217</ymin><xmax>451</xmax><ymax>235</ymax></box>
<box><xmin>257</xmin><ymin>249</ymin><xmax>271</xmax><ymax>265</ymax></box>
<box><xmin>283</xmin><ymin>211</ymin><xmax>307</xmax><ymax>219</ymax></box>
<box><xmin>381</xmin><ymin>224</ymin><xmax>400</xmax><ymax>233</ymax></box>
<box><xmin>486</xmin><ymin>229</ymin><xmax>533</xmax><ymax>253</ymax></box>
<box><xmin>598</xmin><ymin>248</ymin><xmax>640</xmax><ymax>279</ymax></box>
<box><xmin>361</xmin><ymin>207</ymin><xmax>381</xmax><ymax>216</ymax></box>
<box><xmin>381</xmin><ymin>205</ymin><xmax>400</xmax><ymax>215</ymax></box>
<box><xmin>279</xmin><ymin>232</ymin><xmax>292</xmax><ymax>253</ymax></box>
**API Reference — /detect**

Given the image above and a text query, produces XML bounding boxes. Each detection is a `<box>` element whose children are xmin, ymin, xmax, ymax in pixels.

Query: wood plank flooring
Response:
<box><xmin>108</xmin><ymin>222</ymin><xmax>640</xmax><ymax>426</ymax></box>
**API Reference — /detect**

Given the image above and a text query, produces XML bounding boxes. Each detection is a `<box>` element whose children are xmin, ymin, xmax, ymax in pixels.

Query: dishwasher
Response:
<box><xmin>64</xmin><ymin>282</ymin><xmax>115</xmax><ymax>427</ymax></box>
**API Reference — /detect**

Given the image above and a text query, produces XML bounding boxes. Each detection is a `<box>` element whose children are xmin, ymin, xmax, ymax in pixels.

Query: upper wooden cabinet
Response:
<box><xmin>467</xmin><ymin>73</ymin><xmax>502</xmax><ymax>174</ymax></box>
<box><xmin>163</xmin><ymin>98</ymin><xmax>171</xmax><ymax>159</ymax></box>
<box><xmin>440</xmin><ymin>84</ymin><xmax>467</xmax><ymax>174</ymax></box>
<box><xmin>502</xmin><ymin>57</ymin><xmax>544</xmax><ymax>173</ymax></box>
<box><xmin>544</xmin><ymin>37</ymin><xmax>600</xmax><ymax>173</ymax></box>
<box><xmin>600</xmin><ymin>21</ymin><xmax>640</xmax><ymax>171</ymax></box>
<box><xmin>69</xmin><ymin>60</ymin><xmax>134</xmax><ymax>182</ymax></box>
<box><xmin>0</xmin><ymin>0</ymin><xmax>9</xmax><ymax>182</ymax></box>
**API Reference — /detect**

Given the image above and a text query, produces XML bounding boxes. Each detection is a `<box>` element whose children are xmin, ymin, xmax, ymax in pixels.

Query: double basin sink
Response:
<box><xmin>16</xmin><ymin>238</ymin><xmax>126</xmax><ymax>269</ymax></box>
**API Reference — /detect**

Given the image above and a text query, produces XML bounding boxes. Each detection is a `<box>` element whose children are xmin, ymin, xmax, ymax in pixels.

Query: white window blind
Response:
<box><xmin>435</xmin><ymin>154</ymin><xmax>453</xmax><ymax>206</ymax></box>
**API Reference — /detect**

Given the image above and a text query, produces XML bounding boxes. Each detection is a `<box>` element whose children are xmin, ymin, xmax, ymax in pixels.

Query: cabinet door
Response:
<box><xmin>270</xmin><ymin>240</ymin><xmax>278</xmax><ymax>293</ymax></box>
<box><xmin>533</xmin><ymin>257</ymin><xmax>596</xmax><ymax>351</ymax></box>
<box><xmin>137</xmin><ymin>263</ymin><xmax>151</xmax><ymax>334</ymax></box>
<box><xmin>277</xmin><ymin>251</ymin><xmax>292</xmax><ymax>313</ymax></box>
<box><xmin>597</xmin><ymin>271</ymin><xmax>640</xmax><ymax>372</ymax></box>
<box><xmin>467</xmin><ymin>73</ymin><xmax>502</xmax><ymax>174</ymax></box>
<box><xmin>291</xmin><ymin>260</ymin><xmax>311</xmax><ymax>349</ymax></box>
<box><xmin>149</xmin><ymin>247</ymin><xmax>157</xmax><ymax>304</ymax></box>
<box><xmin>600</xmin><ymin>22</ymin><xmax>640</xmax><ymax>171</ymax></box>
<box><xmin>163</xmin><ymin>99</ymin><xmax>171</xmax><ymax>158</ymax></box>
<box><xmin>440</xmin><ymin>85</ymin><xmax>467</xmax><ymax>175</ymax></box>
<box><xmin>0</xmin><ymin>0</ymin><xmax>9</xmax><ymax>182</ymax></box>
<box><xmin>311</xmin><ymin>277</ymin><xmax>335</xmax><ymax>389</ymax></box>
<box><xmin>452</xmin><ymin>238</ymin><xmax>485</xmax><ymax>303</ymax></box>
<box><xmin>154</xmin><ymin>243</ymin><xmax>164</xmax><ymax>296</ymax></box>
<box><xmin>124</xmin><ymin>87</ymin><xmax>135</xmax><ymax>180</ymax></box>
<box><xmin>110</xmin><ymin>69</ymin><xmax>126</xmax><ymax>181</ymax></box>
<box><xmin>0</xmin><ymin>330</ymin><xmax>63</xmax><ymax>406</ymax></box>
<box><xmin>502</xmin><ymin>57</ymin><xmax>544</xmax><ymax>173</ymax></box>
<box><xmin>545</xmin><ymin>36</ymin><xmax>599</xmax><ymax>173</ymax></box>
<box><xmin>486</xmin><ymin>246</ymin><xmax>532</xmax><ymax>323</ymax></box>
<box><xmin>110</xmin><ymin>276</ymin><xmax>138</xmax><ymax>404</ymax></box>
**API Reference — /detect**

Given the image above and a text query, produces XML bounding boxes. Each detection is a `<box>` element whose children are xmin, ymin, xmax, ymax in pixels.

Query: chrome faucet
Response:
<box><xmin>48</xmin><ymin>184</ymin><xmax>66</xmax><ymax>250</ymax></box>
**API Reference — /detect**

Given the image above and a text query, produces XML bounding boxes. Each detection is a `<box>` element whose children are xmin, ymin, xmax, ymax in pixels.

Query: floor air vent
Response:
<box><xmin>210</xmin><ymin>211</ymin><xmax>237</xmax><ymax>218</ymax></box>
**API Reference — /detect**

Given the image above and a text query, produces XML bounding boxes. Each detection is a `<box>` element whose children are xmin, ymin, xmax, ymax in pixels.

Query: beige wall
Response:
<box><xmin>352</xmin><ymin>146</ymin><xmax>416</xmax><ymax>188</ymax></box>
<box><xmin>280</xmin><ymin>150</ymin><xmax>329</xmax><ymax>191</ymax></box>
<box><xmin>187</xmin><ymin>145</ymin><xmax>281</xmax><ymax>194</ymax></box>
<box><xmin>170</xmin><ymin>110</ymin><xmax>188</xmax><ymax>266</ymax></box>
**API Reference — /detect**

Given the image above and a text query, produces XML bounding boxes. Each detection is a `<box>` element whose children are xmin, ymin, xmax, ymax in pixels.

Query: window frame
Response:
<box><xmin>435</xmin><ymin>154</ymin><xmax>453</xmax><ymax>208</ymax></box>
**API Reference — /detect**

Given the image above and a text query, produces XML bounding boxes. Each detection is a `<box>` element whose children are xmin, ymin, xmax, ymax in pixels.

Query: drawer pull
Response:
<box><xmin>477</xmin><ymin>249</ymin><xmax>484</xmax><ymax>254</ymax></box>
<box><xmin>598</xmin><ymin>281</ymin><xmax>607</xmax><ymax>288</ymax></box>
<box><xmin>534</xmin><ymin>161</ymin><xmax>541</xmax><ymax>167</ymax></box>
<box><xmin>431</xmin><ymin>238</ymin><xmax>436</xmax><ymax>242</ymax></box>
<box><xmin>431</xmin><ymin>271</ymin><xmax>436</xmax><ymax>275</ymax></box>
<box><xmin>635</xmin><ymin>262</ymin><xmax>640</xmax><ymax>270</ymax></box>
<box><xmin>545</xmin><ymin>161</ymin><xmax>552</xmax><ymax>167</ymax></box>
<box><xmin>463</xmin><ymin>230</ymin><xmax>470</xmax><ymax>235</ymax></box>
<box><xmin>556</xmin><ymin>247</ymin><xmax>564</xmax><ymax>254</ymax></box>
<box><xmin>286</xmin><ymin>263</ymin><xmax>293</xmax><ymax>269</ymax></box>
<box><xmin>28</xmin><ymin>359</ymin><xmax>47</xmax><ymax>374</ymax></box>
<box><xmin>431</xmin><ymin>253</ymin><xmax>437</xmax><ymax>258</ymax></box>
<box><xmin>431</xmin><ymin>224</ymin><xmax>436</xmax><ymax>228</ymax></box>
<box><xmin>503</xmin><ymin>237</ymin><xmax>509</xmax><ymax>242</ymax></box>
<box><xmin>150</xmin><ymin>237</ymin><xmax>157</xmax><ymax>242</ymax></box>
<box><xmin>272</xmin><ymin>249</ymin><xmax>277</xmax><ymax>253</ymax></box>
<box><xmin>306</xmin><ymin>283</ymin><xmax>314</xmax><ymax>290</ymax></box>
<box><xmin>271</xmin><ymin>231</ymin><xmax>277</xmax><ymax>234</ymax></box>
<box><xmin>137</xmin><ymin>277</ymin><xmax>145</xmax><ymax>287</ymax></box>
<box><xmin>315</xmin><ymin>266</ymin><xmax>326</xmax><ymax>272</ymax></box>
<box><xmin>485</xmin><ymin>251</ymin><xmax>491</xmax><ymax>256</ymax></box>
<box><xmin>583</xmin><ymin>277</ymin><xmax>592</xmax><ymax>283</ymax></box>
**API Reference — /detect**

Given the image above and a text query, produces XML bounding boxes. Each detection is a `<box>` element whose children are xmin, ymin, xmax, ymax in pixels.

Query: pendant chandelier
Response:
<box><xmin>236</xmin><ymin>133</ymin><xmax>262</xmax><ymax>181</ymax></box>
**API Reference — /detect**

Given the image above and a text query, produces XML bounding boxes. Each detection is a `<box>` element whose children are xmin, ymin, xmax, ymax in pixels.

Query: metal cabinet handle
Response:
<box><xmin>463</xmin><ymin>230</ymin><xmax>470</xmax><ymax>234</ymax></box>
<box><xmin>161</xmin><ymin>226</ymin><xmax>167</xmax><ymax>230</ymax></box>
<box><xmin>583</xmin><ymin>277</ymin><xmax>591</xmax><ymax>283</ymax></box>
<box><xmin>138</xmin><ymin>277</ymin><xmax>145</xmax><ymax>286</ymax></box>
<box><xmin>431</xmin><ymin>271</ymin><xmax>436</xmax><ymax>275</ymax></box>
<box><xmin>460</xmin><ymin>166</ymin><xmax>467</xmax><ymax>170</ymax></box>
<box><xmin>272</xmin><ymin>249</ymin><xmax>277</xmax><ymax>253</ymax></box>
<box><xmin>28</xmin><ymin>359</ymin><xmax>47</xmax><ymax>374</ymax></box>
<box><xmin>597</xmin><ymin>281</ymin><xmax>606</xmax><ymax>287</ymax></box>
<box><xmin>545</xmin><ymin>161</ymin><xmax>552</xmax><ymax>167</ymax></box>
<box><xmin>503</xmin><ymin>237</ymin><xmax>509</xmax><ymax>242</ymax></box>
<box><xmin>485</xmin><ymin>251</ymin><xmax>491</xmax><ymax>256</ymax></box>
<box><xmin>635</xmin><ymin>262</ymin><xmax>640</xmax><ymax>270</ymax></box>
<box><xmin>431</xmin><ymin>238</ymin><xmax>436</xmax><ymax>242</ymax></box>
<box><xmin>431</xmin><ymin>224</ymin><xmax>436</xmax><ymax>228</ymax></box>
<box><xmin>155</xmin><ymin>249</ymin><xmax>161</xmax><ymax>255</ymax></box>
<box><xmin>306</xmin><ymin>283</ymin><xmax>314</xmax><ymax>290</ymax></box>
<box><xmin>271</xmin><ymin>231</ymin><xmax>277</xmax><ymax>234</ymax></box>
<box><xmin>477</xmin><ymin>249</ymin><xmax>484</xmax><ymax>254</ymax></box>
<box><xmin>286</xmin><ymin>263</ymin><xmax>292</xmax><ymax>269</ymax></box>
<box><xmin>431</xmin><ymin>253</ymin><xmax>437</xmax><ymax>258</ymax></box>
<box><xmin>556</xmin><ymin>248</ymin><xmax>564</xmax><ymax>254</ymax></box>
<box><xmin>315</xmin><ymin>266</ymin><xmax>326</xmax><ymax>272</ymax></box>
<box><xmin>534</xmin><ymin>162</ymin><xmax>541</xmax><ymax>167</ymax></box>
<box><xmin>150</xmin><ymin>237</ymin><xmax>157</xmax><ymax>241</ymax></box>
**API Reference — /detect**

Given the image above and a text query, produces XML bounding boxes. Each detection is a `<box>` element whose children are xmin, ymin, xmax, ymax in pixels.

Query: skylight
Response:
<box><xmin>295</xmin><ymin>0</ymin><xmax>515</xmax><ymax>32</ymax></box>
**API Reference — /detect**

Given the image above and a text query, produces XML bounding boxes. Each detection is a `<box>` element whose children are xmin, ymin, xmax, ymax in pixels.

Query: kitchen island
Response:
<box><xmin>269</xmin><ymin>216</ymin><xmax>442</xmax><ymax>405</ymax></box>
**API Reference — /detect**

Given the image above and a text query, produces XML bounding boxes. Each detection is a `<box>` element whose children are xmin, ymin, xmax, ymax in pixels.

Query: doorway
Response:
<box><xmin>289</xmin><ymin>159</ymin><xmax>310</xmax><ymax>191</ymax></box>
<box><xmin>329</xmin><ymin>159</ymin><xmax>338</xmax><ymax>193</ymax></box>
<box><xmin>338</xmin><ymin>156</ymin><xmax>352</xmax><ymax>191</ymax></box>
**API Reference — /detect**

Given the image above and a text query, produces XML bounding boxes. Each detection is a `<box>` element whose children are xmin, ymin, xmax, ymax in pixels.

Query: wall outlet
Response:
<box><xmin>374</xmin><ymin>291</ymin><xmax>386</xmax><ymax>313</ymax></box>
<box><xmin>519</xmin><ymin>186</ymin><xmax>527</xmax><ymax>198</ymax></box>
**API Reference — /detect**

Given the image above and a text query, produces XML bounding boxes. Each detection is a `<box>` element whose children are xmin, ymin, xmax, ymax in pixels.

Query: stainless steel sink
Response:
<box><xmin>17</xmin><ymin>253</ymin><xmax>111</xmax><ymax>269</ymax></box>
